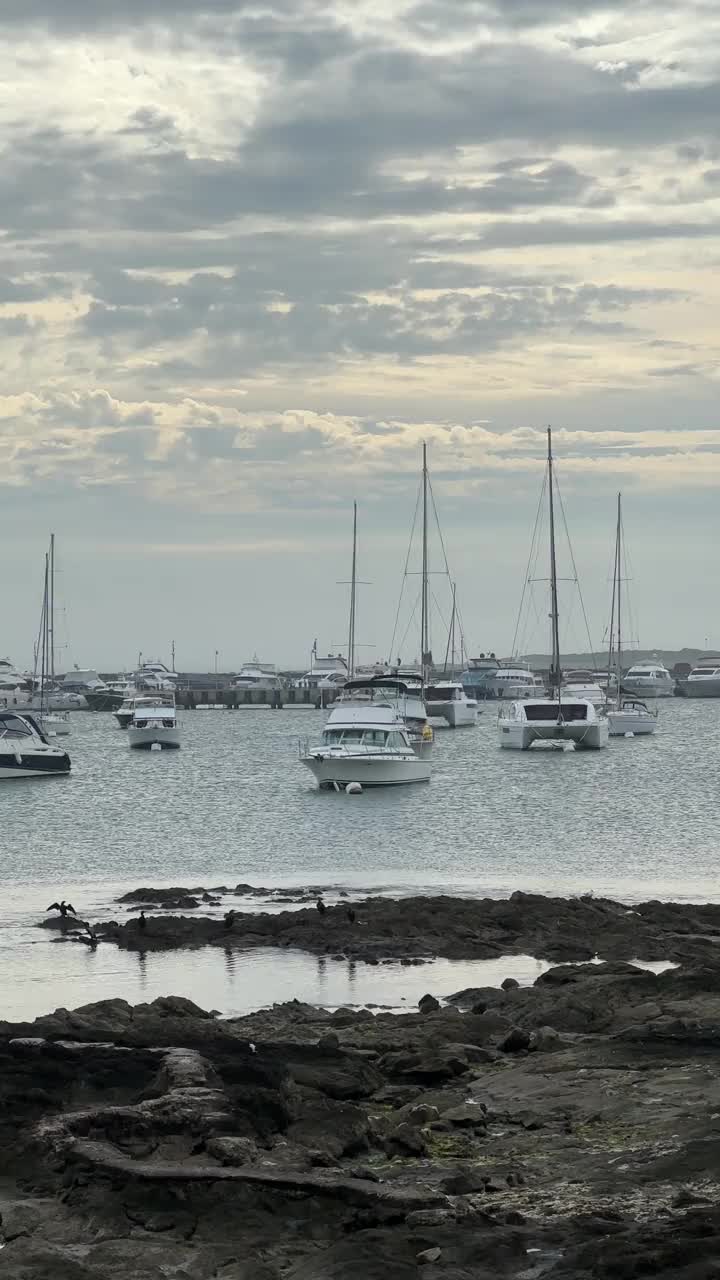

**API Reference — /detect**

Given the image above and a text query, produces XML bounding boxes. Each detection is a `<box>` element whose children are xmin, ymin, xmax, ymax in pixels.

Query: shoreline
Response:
<box><xmin>2</xmin><ymin>948</ymin><xmax>720</xmax><ymax>1277</ymax></box>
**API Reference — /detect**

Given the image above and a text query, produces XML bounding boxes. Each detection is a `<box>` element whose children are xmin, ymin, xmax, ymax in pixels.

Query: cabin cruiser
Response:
<box><xmin>499</xmin><ymin>698</ymin><xmax>609</xmax><ymax>751</ymax></box>
<box><xmin>135</xmin><ymin>660</ymin><xmax>178</xmax><ymax>691</ymax></box>
<box><xmin>233</xmin><ymin>660</ymin><xmax>282</xmax><ymax>692</ymax></box>
<box><xmin>127</xmin><ymin>695</ymin><xmax>180</xmax><ymax>749</ymax></box>
<box><xmin>300</xmin><ymin>703</ymin><xmax>431</xmax><ymax>789</ymax></box>
<box><xmin>0</xmin><ymin>658</ymin><xmax>30</xmax><ymax>702</ymax></box>
<box><xmin>561</xmin><ymin>670</ymin><xmax>605</xmax><ymax>708</ymax></box>
<box><xmin>0</xmin><ymin>710</ymin><xmax>71</xmax><ymax>777</ymax></box>
<box><xmin>621</xmin><ymin>662</ymin><xmax>673</xmax><ymax>699</ymax></box>
<box><xmin>675</xmin><ymin>659</ymin><xmax>720</xmax><ymax>697</ymax></box>
<box><xmin>607</xmin><ymin>699</ymin><xmax>657</xmax><ymax>737</ymax></box>
<box><xmin>424</xmin><ymin>682</ymin><xmax>478</xmax><ymax>727</ymax></box>
<box><xmin>491</xmin><ymin>664</ymin><xmax>546</xmax><ymax>700</ymax></box>
<box><xmin>345</xmin><ymin>674</ymin><xmax>433</xmax><ymax>757</ymax></box>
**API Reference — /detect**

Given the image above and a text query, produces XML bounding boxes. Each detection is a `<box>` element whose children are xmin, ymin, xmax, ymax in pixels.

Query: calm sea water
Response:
<box><xmin>0</xmin><ymin>701</ymin><xmax>715</xmax><ymax>1019</ymax></box>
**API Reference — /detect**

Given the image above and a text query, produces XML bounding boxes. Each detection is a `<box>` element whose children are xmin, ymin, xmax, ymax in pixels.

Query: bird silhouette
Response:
<box><xmin>346</xmin><ymin>906</ymin><xmax>356</xmax><ymax>925</ymax></box>
<box><xmin>316</xmin><ymin>899</ymin><xmax>327</xmax><ymax>916</ymax></box>
<box><xmin>80</xmin><ymin>923</ymin><xmax>98</xmax><ymax>950</ymax></box>
<box><xmin>224</xmin><ymin>910</ymin><xmax>236</xmax><ymax>931</ymax></box>
<box><xmin>138</xmin><ymin>911</ymin><xmax>147</xmax><ymax>931</ymax></box>
<box><xmin>46</xmin><ymin>900</ymin><xmax>76</xmax><ymax>918</ymax></box>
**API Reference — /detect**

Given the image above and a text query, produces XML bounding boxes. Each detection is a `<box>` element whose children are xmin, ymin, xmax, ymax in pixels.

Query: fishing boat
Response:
<box><xmin>498</xmin><ymin>430</ymin><xmax>608</xmax><ymax>752</ymax></box>
<box><xmin>605</xmin><ymin>494</ymin><xmax>657</xmax><ymax>738</ymax></box>
<box><xmin>300</xmin><ymin>703</ymin><xmax>431</xmax><ymax>789</ymax></box>
<box><xmin>127</xmin><ymin>694</ymin><xmax>181</xmax><ymax>750</ymax></box>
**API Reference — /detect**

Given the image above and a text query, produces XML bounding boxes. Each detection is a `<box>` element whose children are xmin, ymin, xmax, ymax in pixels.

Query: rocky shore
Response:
<box><xmin>3</xmin><ymin>948</ymin><xmax>720</xmax><ymax>1277</ymax></box>
<box><xmin>55</xmin><ymin>885</ymin><xmax>720</xmax><ymax>967</ymax></box>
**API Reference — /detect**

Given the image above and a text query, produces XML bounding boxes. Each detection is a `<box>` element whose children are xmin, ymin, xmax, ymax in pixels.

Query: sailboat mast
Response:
<box><xmin>615</xmin><ymin>493</ymin><xmax>622</xmax><ymax>705</ymax></box>
<box><xmin>547</xmin><ymin>428</ymin><xmax>562</xmax><ymax>699</ymax></box>
<box><xmin>49</xmin><ymin>533</ymin><xmax>55</xmax><ymax>685</ymax></box>
<box><xmin>347</xmin><ymin>502</ymin><xmax>357</xmax><ymax>680</ymax></box>
<box><xmin>421</xmin><ymin>443</ymin><xmax>429</xmax><ymax>684</ymax></box>
<box><xmin>40</xmin><ymin>554</ymin><xmax>49</xmax><ymax>714</ymax></box>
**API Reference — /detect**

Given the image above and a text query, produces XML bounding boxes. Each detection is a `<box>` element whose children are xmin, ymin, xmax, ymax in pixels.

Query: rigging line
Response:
<box><xmin>397</xmin><ymin>587</ymin><xmax>423</xmax><ymax>662</ymax></box>
<box><xmin>388</xmin><ymin>478</ymin><xmax>422</xmax><ymax>663</ymax></box>
<box><xmin>554</xmin><ymin>472</ymin><xmax>597</xmax><ymax>672</ymax></box>
<box><xmin>427</xmin><ymin>475</ymin><xmax>455</xmax><ymax>580</ymax></box>
<box><xmin>511</xmin><ymin>466</ymin><xmax>548</xmax><ymax>657</ymax></box>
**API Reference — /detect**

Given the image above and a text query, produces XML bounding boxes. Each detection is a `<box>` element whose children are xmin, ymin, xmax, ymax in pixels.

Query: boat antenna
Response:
<box><xmin>421</xmin><ymin>442</ymin><xmax>430</xmax><ymax>685</ymax></box>
<box><xmin>348</xmin><ymin>502</ymin><xmax>357</xmax><ymax>679</ymax></box>
<box><xmin>547</xmin><ymin>428</ymin><xmax>562</xmax><ymax>702</ymax></box>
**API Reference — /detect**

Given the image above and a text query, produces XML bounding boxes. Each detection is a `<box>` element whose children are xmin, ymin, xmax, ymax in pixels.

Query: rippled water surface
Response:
<box><xmin>0</xmin><ymin>701</ymin><xmax>716</xmax><ymax>1017</ymax></box>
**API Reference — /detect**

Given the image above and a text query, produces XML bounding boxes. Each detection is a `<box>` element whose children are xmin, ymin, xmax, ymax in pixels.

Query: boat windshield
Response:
<box><xmin>0</xmin><ymin>715</ymin><xmax>33</xmax><ymax>738</ymax></box>
<box><xmin>322</xmin><ymin>728</ymin><xmax>407</xmax><ymax>748</ymax></box>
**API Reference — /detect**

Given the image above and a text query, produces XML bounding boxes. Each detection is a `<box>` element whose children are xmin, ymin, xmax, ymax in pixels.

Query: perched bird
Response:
<box><xmin>138</xmin><ymin>911</ymin><xmax>147</xmax><ymax>932</ymax></box>
<box><xmin>47</xmin><ymin>900</ymin><xmax>76</xmax><ymax>918</ymax></box>
<box><xmin>346</xmin><ymin>906</ymin><xmax>357</xmax><ymax>925</ymax></box>
<box><xmin>316</xmin><ymin>898</ymin><xmax>327</xmax><ymax>916</ymax></box>
<box><xmin>224</xmin><ymin>909</ymin><xmax>236</xmax><ymax>931</ymax></box>
<box><xmin>81</xmin><ymin>924</ymin><xmax>98</xmax><ymax>950</ymax></box>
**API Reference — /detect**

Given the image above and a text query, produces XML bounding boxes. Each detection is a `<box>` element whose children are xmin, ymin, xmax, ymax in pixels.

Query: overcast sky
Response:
<box><xmin>2</xmin><ymin>0</ymin><xmax>719</xmax><ymax>670</ymax></box>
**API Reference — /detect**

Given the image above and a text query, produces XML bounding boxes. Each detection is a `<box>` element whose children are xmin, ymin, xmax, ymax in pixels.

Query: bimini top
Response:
<box><xmin>342</xmin><ymin>677</ymin><xmax>412</xmax><ymax>695</ymax></box>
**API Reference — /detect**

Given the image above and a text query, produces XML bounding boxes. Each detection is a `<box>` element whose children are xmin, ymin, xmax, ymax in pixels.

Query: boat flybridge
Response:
<box><xmin>604</xmin><ymin>494</ymin><xmax>657</xmax><ymax>738</ymax></box>
<box><xmin>498</xmin><ymin>429</ymin><xmax>608</xmax><ymax>752</ymax></box>
<box><xmin>127</xmin><ymin>694</ymin><xmax>180</xmax><ymax>750</ymax></box>
<box><xmin>300</xmin><ymin>702</ymin><xmax>430</xmax><ymax>789</ymax></box>
<box><xmin>351</xmin><ymin>674</ymin><xmax>434</xmax><ymax>756</ymax></box>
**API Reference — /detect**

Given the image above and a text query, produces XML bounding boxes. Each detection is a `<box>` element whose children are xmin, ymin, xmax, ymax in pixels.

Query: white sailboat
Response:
<box><xmin>33</xmin><ymin>537</ymin><xmax>71</xmax><ymax>738</ymax></box>
<box><xmin>606</xmin><ymin>494</ymin><xmax>657</xmax><ymax>738</ymax></box>
<box><xmin>498</xmin><ymin>429</ymin><xmax>608</xmax><ymax>751</ymax></box>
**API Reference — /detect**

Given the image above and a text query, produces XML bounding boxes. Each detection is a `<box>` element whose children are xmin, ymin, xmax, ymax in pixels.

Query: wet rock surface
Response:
<box><xmin>89</xmin><ymin>889</ymin><xmax>720</xmax><ymax>967</ymax></box>
<box><xmin>4</xmin><ymin>956</ymin><xmax>720</xmax><ymax>1275</ymax></box>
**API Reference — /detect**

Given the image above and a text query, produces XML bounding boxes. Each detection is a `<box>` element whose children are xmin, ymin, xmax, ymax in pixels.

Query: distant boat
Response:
<box><xmin>498</xmin><ymin>430</ymin><xmax>608</xmax><ymax>752</ymax></box>
<box><xmin>677</xmin><ymin>657</ymin><xmax>720</xmax><ymax>698</ymax></box>
<box><xmin>621</xmin><ymin>661</ymin><xmax>674</xmax><ymax>699</ymax></box>
<box><xmin>127</xmin><ymin>694</ymin><xmax>181</xmax><ymax>750</ymax></box>
<box><xmin>424</xmin><ymin>681</ymin><xmax>478</xmax><ymax>727</ymax></box>
<box><xmin>605</xmin><ymin>494</ymin><xmax>657</xmax><ymax>737</ymax></box>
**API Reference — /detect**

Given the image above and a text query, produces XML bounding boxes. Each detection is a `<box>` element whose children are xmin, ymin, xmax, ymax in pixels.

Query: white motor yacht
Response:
<box><xmin>339</xmin><ymin>675</ymin><xmax>434</xmax><ymax>758</ymax></box>
<box><xmin>621</xmin><ymin>662</ymin><xmax>673</xmax><ymax>698</ymax></box>
<box><xmin>492</xmin><ymin>664</ymin><xmax>546</xmax><ymax>700</ymax></box>
<box><xmin>127</xmin><ymin>695</ymin><xmax>180</xmax><ymax>750</ymax></box>
<box><xmin>499</xmin><ymin>698</ymin><xmax>609</xmax><ymax>750</ymax></box>
<box><xmin>0</xmin><ymin>710</ymin><xmax>71</xmax><ymax>777</ymax></box>
<box><xmin>233</xmin><ymin>660</ymin><xmax>282</xmax><ymax>693</ymax></box>
<box><xmin>424</xmin><ymin>681</ymin><xmax>478</xmax><ymax>727</ymax></box>
<box><xmin>608</xmin><ymin>699</ymin><xmax>657</xmax><ymax>737</ymax></box>
<box><xmin>678</xmin><ymin>659</ymin><xmax>720</xmax><ymax>697</ymax></box>
<box><xmin>300</xmin><ymin>703</ymin><xmax>431</xmax><ymax>789</ymax></box>
<box><xmin>562</xmin><ymin>670</ymin><xmax>605</xmax><ymax>708</ymax></box>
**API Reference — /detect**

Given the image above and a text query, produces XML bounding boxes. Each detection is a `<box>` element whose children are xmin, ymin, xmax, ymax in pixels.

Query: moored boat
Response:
<box><xmin>0</xmin><ymin>710</ymin><xmax>70</xmax><ymax>777</ymax></box>
<box><xmin>424</xmin><ymin>681</ymin><xmax>478</xmax><ymax>727</ymax></box>
<box><xmin>127</xmin><ymin>695</ymin><xmax>181</xmax><ymax>750</ymax></box>
<box><xmin>604</xmin><ymin>494</ymin><xmax>657</xmax><ymax>738</ymax></box>
<box><xmin>300</xmin><ymin>703</ymin><xmax>431</xmax><ymax>789</ymax></box>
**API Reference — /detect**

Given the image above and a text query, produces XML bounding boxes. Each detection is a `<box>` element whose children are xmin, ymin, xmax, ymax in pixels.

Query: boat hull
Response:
<box><xmin>621</xmin><ymin>679</ymin><xmax>673</xmax><ymax>699</ymax></box>
<box><xmin>680</xmin><ymin>680</ymin><xmax>720</xmax><ymax>698</ymax></box>
<box><xmin>498</xmin><ymin>720</ymin><xmax>608</xmax><ymax>751</ymax></box>
<box><xmin>38</xmin><ymin>715</ymin><xmax>71</xmax><ymax>737</ymax></box>
<box><xmin>608</xmin><ymin>710</ymin><xmax>657</xmax><ymax>736</ymax></box>
<box><xmin>0</xmin><ymin>749</ymin><xmax>71</xmax><ymax>777</ymax></box>
<box><xmin>115</xmin><ymin>710</ymin><xmax>134</xmax><ymax>728</ymax></box>
<box><xmin>427</xmin><ymin>700</ymin><xmax>478</xmax><ymax>727</ymax></box>
<box><xmin>84</xmin><ymin>690</ymin><xmax>125</xmax><ymax>712</ymax></box>
<box><xmin>301</xmin><ymin>753</ymin><xmax>431</xmax><ymax>788</ymax></box>
<box><xmin>128</xmin><ymin>725</ymin><xmax>181</xmax><ymax>749</ymax></box>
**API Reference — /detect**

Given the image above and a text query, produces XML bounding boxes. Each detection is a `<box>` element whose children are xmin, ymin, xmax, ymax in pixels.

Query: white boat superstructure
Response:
<box><xmin>127</xmin><ymin>695</ymin><xmax>180</xmax><ymax>750</ymax></box>
<box><xmin>340</xmin><ymin>676</ymin><xmax>434</xmax><ymax>757</ymax></box>
<box><xmin>492</xmin><ymin>665</ymin><xmax>545</xmax><ymax>700</ymax></box>
<box><xmin>499</xmin><ymin>429</ymin><xmax>607</xmax><ymax>753</ymax></box>
<box><xmin>0</xmin><ymin>710</ymin><xmax>71</xmax><ymax>777</ymax></box>
<box><xmin>562</xmin><ymin>670</ymin><xmax>605</xmax><ymax>708</ymax></box>
<box><xmin>621</xmin><ymin>662</ymin><xmax>673</xmax><ymax>698</ymax></box>
<box><xmin>0</xmin><ymin>658</ymin><xmax>29</xmax><ymax>702</ymax></box>
<box><xmin>115</xmin><ymin>691</ymin><xmax>139</xmax><ymax>728</ymax></box>
<box><xmin>135</xmin><ymin>660</ymin><xmax>178</xmax><ymax>691</ymax></box>
<box><xmin>424</xmin><ymin>682</ymin><xmax>478</xmax><ymax>727</ymax></box>
<box><xmin>233</xmin><ymin>660</ymin><xmax>281</xmax><ymax>691</ymax></box>
<box><xmin>300</xmin><ymin>703</ymin><xmax>431</xmax><ymax>789</ymax></box>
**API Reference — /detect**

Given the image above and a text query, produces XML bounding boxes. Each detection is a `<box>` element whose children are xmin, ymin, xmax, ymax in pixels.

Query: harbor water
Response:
<box><xmin>1</xmin><ymin>700</ymin><xmax>717</xmax><ymax>1019</ymax></box>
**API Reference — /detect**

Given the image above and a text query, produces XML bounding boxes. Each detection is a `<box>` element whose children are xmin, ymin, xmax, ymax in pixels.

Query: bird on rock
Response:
<box><xmin>47</xmin><ymin>900</ymin><xmax>76</xmax><ymax>918</ymax></box>
<box><xmin>138</xmin><ymin>911</ymin><xmax>147</xmax><ymax>932</ymax></box>
<box><xmin>346</xmin><ymin>906</ymin><xmax>357</xmax><ymax>925</ymax></box>
<box><xmin>316</xmin><ymin>898</ymin><xmax>327</xmax><ymax>916</ymax></box>
<box><xmin>224</xmin><ymin>909</ymin><xmax>237</xmax><ymax>931</ymax></box>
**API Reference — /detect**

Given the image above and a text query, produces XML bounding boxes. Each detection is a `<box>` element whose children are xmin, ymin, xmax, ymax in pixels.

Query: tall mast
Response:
<box><xmin>347</xmin><ymin>502</ymin><xmax>357</xmax><ymax>679</ymax></box>
<box><xmin>49</xmin><ymin>533</ymin><xmax>55</xmax><ymax>685</ymax></box>
<box><xmin>615</xmin><ymin>493</ymin><xmax>622</xmax><ymax>707</ymax></box>
<box><xmin>547</xmin><ymin>428</ymin><xmax>562</xmax><ymax>699</ymax></box>
<box><xmin>40</xmin><ymin>553</ymin><xmax>49</xmax><ymax>714</ymax></box>
<box><xmin>606</xmin><ymin>495</ymin><xmax>619</xmax><ymax>706</ymax></box>
<box><xmin>421</xmin><ymin>442</ymin><xmax>429</xmax><ymax>684</ymax></box>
